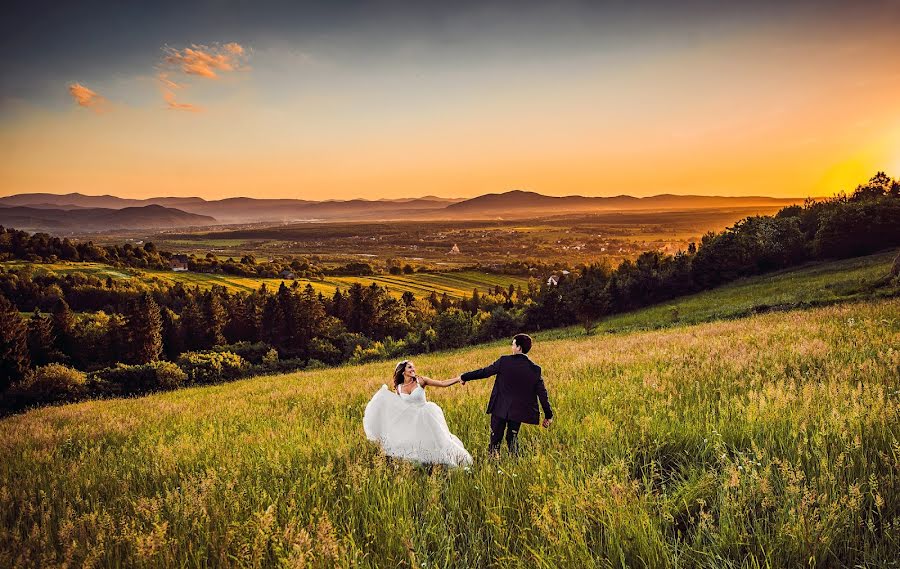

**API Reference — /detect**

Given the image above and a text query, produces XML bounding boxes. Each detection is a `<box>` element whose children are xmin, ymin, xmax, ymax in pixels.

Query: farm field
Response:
<box><xmin>139</xmin><ymin>207</ymin><xmax>781</xmax><ymax>266</ymax></box>
<box><xmin>0</xmin><ymin>261</ymin><xmax>532</xmax><ymax>299</ymax></box>
<box><xmin>1</xmin><ymin>294</ymin><xmax>898</xmax><ymax>567</ymax></box>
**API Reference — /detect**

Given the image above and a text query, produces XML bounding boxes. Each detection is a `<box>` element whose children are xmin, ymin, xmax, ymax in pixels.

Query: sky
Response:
<box><xmin>2</xmin><ymin>0</ymin><xmax>900</xmax><ymax>201</ymax></box>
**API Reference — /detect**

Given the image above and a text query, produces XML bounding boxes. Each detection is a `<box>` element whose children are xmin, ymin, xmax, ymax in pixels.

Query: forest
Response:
<box><xmin>1</xmin><ymin>173</ymin><xmax>898</xmax><ymax>412</ymax></box>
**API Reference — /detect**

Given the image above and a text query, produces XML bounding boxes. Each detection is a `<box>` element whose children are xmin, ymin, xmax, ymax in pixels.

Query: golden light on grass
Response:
<box><xmin>1</xmin><ymin>296</ymin><xmax>898</xmax><ymax>566</ymax></box>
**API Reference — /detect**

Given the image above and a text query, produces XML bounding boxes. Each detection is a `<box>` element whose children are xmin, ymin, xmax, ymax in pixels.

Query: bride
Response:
<box><xmin>363</xmin><ymin>360</ymin><xmax>473</xmax><ymax>467</ymax></box>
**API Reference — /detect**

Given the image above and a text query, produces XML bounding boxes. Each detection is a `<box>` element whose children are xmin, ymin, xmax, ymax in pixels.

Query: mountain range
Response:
<box><xmin>0</xmin><ymin>191</ymin><xmax>808</xmax><ymax>231</ymax></box>
<box><xmin>0</xmin><ymin>205</ymin><xmax>216</xmax><ymax>231</ymax></box>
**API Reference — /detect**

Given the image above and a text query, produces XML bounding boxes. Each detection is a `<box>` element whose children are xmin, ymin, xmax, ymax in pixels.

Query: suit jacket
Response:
<box><xmin>460</xmin><ymin>353</ymin><xmax>553</xmax><ymax>425</ymax></box>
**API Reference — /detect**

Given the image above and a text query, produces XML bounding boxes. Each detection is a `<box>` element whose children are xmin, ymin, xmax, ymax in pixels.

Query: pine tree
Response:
<box><xmin>330</xmin><ymin>289</ymin><xmax>350</xmax><ymax>322</ymax></box>
<box><xmin>277</xmin><ymin>283</ymin><xmax>303</xmax><ymax>356</ymax></box>
<box><xmin>470</xmin><ymin>288</ymin><xmax>481</xmax><ymax>313</ymax></box>
<box><xmin>50</xmin><ymin>298</ymin><xmax>75</xmax><ymax>360</ymax></box>
<box><xmin>223</xmin><ymin>293</ymin><xmax>251</xmax><ymax>343</ymax></box>
<box><xmin>161</xmin><ymin>307</ymin><xmax>184</xmax><ymax>360</ymax></box>
<box><xmin>296</xmin><ymin>284</ymin><xmax>326</xmax><ymax>360</ymax></box>
<box><xmin>203</xmin><ymin>289</ymin><xmax>227</xmax><ymax>346</ymax></box>
<box><xmin>180</xmin><ymin>294</ymin><xmax>206</xmax><ymax>351</ymax></box>
<box><xmin>263</xmin><ymin>294</ymin><xmax>289</xmax><ymax>353</ymax></box>
<box><xmin>125</xmin><ymin>293</ymin><xmax>163</xmax><ymax>364</ymax></box>
<box><xmin>27</xmin><ymin>308</ymin><xmax>55</xmax><ymax>366</ymax></box>
<box><xmin>347</xmin><ymin>283</ymin><xmax>366</xmax><ymax>333</ymax></box>
<box><xmin>0</xmin><ymin>293</ymin><xmax>30</xmax><ymax>389</ymax></box>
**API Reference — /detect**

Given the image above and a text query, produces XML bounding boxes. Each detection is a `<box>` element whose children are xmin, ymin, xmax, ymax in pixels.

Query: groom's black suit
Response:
<box><xmin>461</xmin><ymin>353</ymin><xmax>553</xmax><ymax>455</ymax></box>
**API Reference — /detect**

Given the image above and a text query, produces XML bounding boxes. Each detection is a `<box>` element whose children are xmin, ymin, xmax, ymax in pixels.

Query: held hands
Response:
<box><xmin>542</xmin><ymin>418</ymin><xmax>553</xmax><ymax>429</ymax></box>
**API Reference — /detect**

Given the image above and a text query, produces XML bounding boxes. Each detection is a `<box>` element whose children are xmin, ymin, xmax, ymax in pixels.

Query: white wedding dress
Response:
<box><xmin>363</xmin><ymin>382</ymin><xmax>473</xmax><ymax>467</ymax></box>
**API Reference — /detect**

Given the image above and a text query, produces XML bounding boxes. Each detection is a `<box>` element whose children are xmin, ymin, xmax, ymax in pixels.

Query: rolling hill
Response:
<box><xmin>444</xmin><ymin>190</ymin><xmax>807</xmax><ymax>216</ymax></box>
<box><xmin>0</xmin><ymin>190</ymin><xmax>809</xmax><ymax>224</ymax></box>
<box><xmin>0</xmin><ymin>193</ymin><xmax>463</xmax><ymax>224</ymax></box>
<box><xmin>0</xmin><ymin>204</ymin><xmax>217</xmax><ymax>231</ymax></box>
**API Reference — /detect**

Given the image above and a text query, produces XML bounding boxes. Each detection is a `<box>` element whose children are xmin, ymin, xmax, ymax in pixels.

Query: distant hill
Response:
<box><xmin>0</xmin><ymin>205</ymin><xmax>217</xmax><ymax>231</ymax></box>
<box><xmin>0</xmin><ymin>190</ymin><xmax>808</xmax><ymax>224</ymax></box>
<box><xmin>0</xmin><ymin>193</ymin><xmax>463</xmax><ymax>223</ymax></box>
<box><xmin>443</xmin><ymin>190</ymin><xmax>806</xmax><ymax>217</ymax></box>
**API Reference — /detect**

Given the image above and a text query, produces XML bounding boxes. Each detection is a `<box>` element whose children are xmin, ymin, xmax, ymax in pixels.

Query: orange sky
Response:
<box><xmin>2</xmin><ymin>4</ymin><xmax>899</xmax><ymax>200</ymax></box>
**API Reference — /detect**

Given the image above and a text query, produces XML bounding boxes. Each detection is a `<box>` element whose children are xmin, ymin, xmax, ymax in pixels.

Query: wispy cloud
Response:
<box><xmin>162</xmin><ymin>89</ymin><xmax>201</xmax><ymax>112</ymax></box>
<box><xmin>156</xmin><ymin>42</ymin><xmax>248</xmax><ymax>111</ymax></box>
<box><xmin>68</xmin><ymin>82</ymin><xmax>108</xmax><ymax>112</ymax></box>
<box><xmin>157</xmin><ymin>72</ymin><xmax>181</xmax><ymax>90</ymax></box>
<box><xmin>162</xmin><ymin>43</ymin><xmax>249</xmax><ymax>79</ymax></box>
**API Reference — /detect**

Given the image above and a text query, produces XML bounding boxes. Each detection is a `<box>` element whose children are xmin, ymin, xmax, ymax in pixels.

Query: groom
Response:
<box><xmin>450</xmin><ymin>334</ymin><xmax>553</xmax><ymax>457</ymax></box>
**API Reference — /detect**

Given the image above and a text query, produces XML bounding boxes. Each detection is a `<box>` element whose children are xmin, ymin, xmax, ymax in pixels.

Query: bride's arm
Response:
<box><xmin>419</xmin><ymin>375</ymin><xmax>460</xmax><ymax>388</ymax></box>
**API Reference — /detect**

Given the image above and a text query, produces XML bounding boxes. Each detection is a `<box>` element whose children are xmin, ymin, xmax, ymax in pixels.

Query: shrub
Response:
<box><xmin>249</xmin><ymin>357</ymin><xmax>307</xmax><ymax>376</ymax></box>
<box><xmin>153</xmin><ymin>361</ymin><xmax>187</xmax><ymax>389</ymax></box>
<box><xmin>9</xmin><ymin>363</ymin><xmax>87</xmax><ymax>403</ymax></box>
<box><xmin>92</xmin><ymin>361</ymin><xmax>187</xmax><ymax>393</ymax></box>
<box><xmin>177</xmin><ymin>351</ymin><xmax>248</xmax><ymax>384</ymax></box>
<box><xmin>262</xmin><ymin>348</ymin><xmax>279</xmax><ymax>365</ymax></box>
<box><xmin>349</xmin><ymin>336</ymin><xmax>412</xmax><ymax>364</ymax></box>
<box><xmin>351</xmin><ymin>341</ymin><xmax>387</xmax><ymax>364</ymax></box>
<box><xmin>213</xmin><ymin>342</ymin><xmax>274</xmax><ymax>365</ymax></box>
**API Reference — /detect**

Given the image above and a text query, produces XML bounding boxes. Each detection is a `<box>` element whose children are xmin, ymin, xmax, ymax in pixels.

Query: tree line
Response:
<box><xmin>1</xmin><ymin>172</ymin><xmax>898</xmax><ymax>412</ymax></box>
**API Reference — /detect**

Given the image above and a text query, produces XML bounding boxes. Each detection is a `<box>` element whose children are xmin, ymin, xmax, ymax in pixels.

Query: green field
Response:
<box><xmin>590</xmin><ymin>249</ymin><xmax>899</xmax><ymax>334</ymax></box>
<box><xmin>1</xmin><ymin>261</ymin><xmax>532</xmax><ymax>299</ymax></box>
<box><xmin>1</xmin><ymin>259</ymin><xmax>898</xmax><ymax>567</ymax></box>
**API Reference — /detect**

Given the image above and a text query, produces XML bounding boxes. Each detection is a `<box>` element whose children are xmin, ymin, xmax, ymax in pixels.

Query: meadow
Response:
<box><xmin>0</xmin><ymin>261</ymin><xmax>531</xmax><ymax>299</ymax></box>
<box><xmin>590</xmin><ymin>249</ymin><xmax>899</xmax><ymax>334</ymax></box>
<box><xmin>1</xmin><ymin>293</ymin><xmax>898</xmax><ymax>567</ymax></box>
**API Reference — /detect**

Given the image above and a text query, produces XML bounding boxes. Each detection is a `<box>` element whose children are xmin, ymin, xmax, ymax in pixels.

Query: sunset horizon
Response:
<box><xmin>2</xmin><ymin>1</ymin><xmax>899</xmax><ymax>202</ymax></box>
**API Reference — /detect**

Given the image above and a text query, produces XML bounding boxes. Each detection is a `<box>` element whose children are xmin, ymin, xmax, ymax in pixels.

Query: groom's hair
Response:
<box><xmin>513</xmin><ymin>334</ymin><xmax>532</xmax><ymax>354</ymax></box>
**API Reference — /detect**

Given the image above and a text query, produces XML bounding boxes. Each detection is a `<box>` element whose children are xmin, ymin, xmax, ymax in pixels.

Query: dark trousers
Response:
<box><xmin>489</xmin><ymin>415</ymin><xmax>521</xmax><ymax>456</ymax></box>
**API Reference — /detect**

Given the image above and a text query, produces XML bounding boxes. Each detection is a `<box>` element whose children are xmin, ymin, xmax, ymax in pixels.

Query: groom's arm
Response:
<box><xmin>459</xmin><ymin>358</ymin><xmax>502</xmax><ymax>383</ymax></box>
<box><xmin>536</xmin><ymin>369</ymin><xmax>553</xmax><ymax>421</ymax></box>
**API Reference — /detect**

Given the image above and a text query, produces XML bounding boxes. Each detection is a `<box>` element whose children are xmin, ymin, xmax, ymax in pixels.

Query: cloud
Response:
<box><xmin>162</xmin><ymin>43</ymin><xmax>248</xmax><ymax>79</ymax></box>
<box><xmin>156</xmin><ymin>42</ymin><xmax>248</xmax><ymax>112</ymax></box>
<box><xmin>68</xmin><ymin>82</ymin><xmax>108</xmax><ymax>112</ymax></box>
<box><xmin>157</xmin><ymin>72</ymin><xmax>181</xmax><ymax>90</ymax></box>
<box><xmin>162</xmin><ymin>89</ymin><xmax>201</xmax><ymax>112</ymax></box>
<box><xmin>223</xmin><ymin>42</ymin><xmax>244</xmax><ymax>56</ymax></box>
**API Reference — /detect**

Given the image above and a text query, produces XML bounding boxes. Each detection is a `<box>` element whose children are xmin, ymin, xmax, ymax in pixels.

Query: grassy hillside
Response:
<box><xmin>1</xmin><ymin>295</ymin><xmax>898</xmax><ymax>567</ymax></box>
<box><xmin>590</xmin><ymin>249</ymin><xmax>898</xmax><ymax>334</ymax></box>
<box><xmin>0</xmin><ymin>261</ymin><xmax>531</xmax><ymax>298</ymax></box>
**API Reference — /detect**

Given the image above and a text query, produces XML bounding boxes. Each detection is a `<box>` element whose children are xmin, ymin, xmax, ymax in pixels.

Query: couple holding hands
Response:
<box><xmin>363</xmin><ymin>334</ymin><xmax>554</xmax><ymax>466</ymax></box>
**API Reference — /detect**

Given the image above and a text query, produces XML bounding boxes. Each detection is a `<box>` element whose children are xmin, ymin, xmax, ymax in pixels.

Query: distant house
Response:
<box><xmin>449</xmin><ymin>244</ymin><xmax>460</xmax><ymax>255</ymax></box>
<box><xmin>547</xmin><ymin>270</ymin><xmax>570</xmax><ymax>286</ymax></box>
<box><xmin>280</xmin><ymin>269</ymin><xmax>296</xmax><ymax>280</ymax></box>
<box><xmin>170</xmin><ymin>254</ymin><xmax>189</xmax><ymax>272</ymax></box>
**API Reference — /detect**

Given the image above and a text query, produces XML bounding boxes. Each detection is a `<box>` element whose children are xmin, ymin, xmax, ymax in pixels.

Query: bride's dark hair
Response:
<box><xmin>393</xmin><ymin>360</ymin><xmax>410</xmax><ymax>390</ymax></box>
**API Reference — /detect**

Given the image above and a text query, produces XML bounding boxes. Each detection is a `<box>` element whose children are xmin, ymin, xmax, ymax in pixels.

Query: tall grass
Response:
<box><xmin>1</xmin><ymin>299</ymin><xmax>898</xmax><ymax>568</ymax></box>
